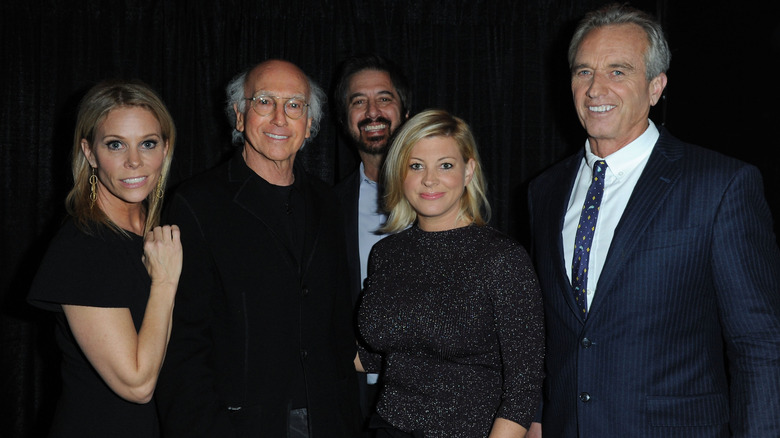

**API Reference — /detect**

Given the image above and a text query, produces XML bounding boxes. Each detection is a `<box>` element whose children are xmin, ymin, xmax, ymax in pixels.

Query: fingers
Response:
<box><xmin>145</xmin><ymin>225</ymin><xmax>180</xmax><ymax>243</ymax></box>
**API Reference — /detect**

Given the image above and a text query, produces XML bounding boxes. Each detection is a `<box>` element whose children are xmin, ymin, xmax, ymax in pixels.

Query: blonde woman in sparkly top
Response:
<box><xmin>356</xmin><ymin>109</ymin><xmax>544</xmax><ymax>438</ymax></box>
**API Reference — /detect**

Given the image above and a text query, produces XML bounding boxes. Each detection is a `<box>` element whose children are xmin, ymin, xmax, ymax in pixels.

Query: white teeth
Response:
<box><xmin>589</xmin><ymin>105</ymin><xmax>616</xmax><ymax>112</ymax></box>
<box><xmin>123</xmin><ymin>177</ymin><xmax>146</xmax><ymax>184</ymax></box>
<box><xmin>364</xmin><ymin>124</ymin><xmax>387</xmax><ymax>132</ymax></box>
<box><xmin>266</xmin><ymin>133</ymin><xmax>289</xmax><ymax>140</ymax></box>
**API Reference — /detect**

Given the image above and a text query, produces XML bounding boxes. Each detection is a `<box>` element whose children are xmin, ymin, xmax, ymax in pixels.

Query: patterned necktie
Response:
<box><xmin>571</xmin><ymin>160</ymin><xmax>608</xmax><ymax>315</ymax></box>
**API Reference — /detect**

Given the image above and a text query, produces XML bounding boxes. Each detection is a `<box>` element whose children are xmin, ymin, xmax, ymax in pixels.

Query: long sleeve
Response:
<box><xmin>155</xmin><ymin>193</ymin><xmax>235</xmax><ymax>437</ymax></box>
<box><xmin>489</xmin><ymin>245</ymin><xmax>545</xmax><ymax>428</ymax></box>
<box><xmin>710</xmin><ymin>164</ymin><xmax>780</xmax><ymax>436</ymax></box>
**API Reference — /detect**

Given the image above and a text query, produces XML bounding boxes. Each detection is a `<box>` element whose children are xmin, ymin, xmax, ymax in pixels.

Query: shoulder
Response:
<box><xmin>29</xmin><ymin>220</ymin><xmax>143</xmax><ymax>309</ymax></box>
<box><xmin>529</xmin><ymin>152</ymin><xmax>582</xmax><ymax>192</ymax></box>
<box><xmin>174</xmin><ymin>160</ymin><xmax>232</xmax><ymax>200</ymax></box>
<box><xmin>470</xmin><ymin>226</ymin><xmax>529</xmax><ymax>260</ymax></box>
<box><xmin>654</xmin><ymin>130</ymin><xmax>761</xmax><ymax>191</ymax></box>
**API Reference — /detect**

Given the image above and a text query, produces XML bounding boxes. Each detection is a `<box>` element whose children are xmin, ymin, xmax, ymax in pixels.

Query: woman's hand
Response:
<box><xmin>143</xmin><ymin>225</ymin><xmax>182</xmax><ymax>288</ymax></box>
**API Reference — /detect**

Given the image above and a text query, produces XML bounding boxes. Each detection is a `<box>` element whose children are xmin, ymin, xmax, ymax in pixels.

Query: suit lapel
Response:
<box><xmin>588</xmin><ymin>131</ymin><xmax>683</xmax><ymax>316</ymax></box>
<box><xmin>547</xmin><ymin>153</ymin><xmax>587</xmax><ymax>321</ymax></box>
<box><xmin>300</xmin><ymin>170</ymin><xmax>322</xmax><ymax>280</ymax></box>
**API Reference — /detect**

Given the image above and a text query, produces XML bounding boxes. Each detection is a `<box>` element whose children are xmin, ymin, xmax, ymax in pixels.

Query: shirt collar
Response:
<box><xmin>584</xmin><ymin>119</ymin><xmax>659</xmax><ymax>180</ymax></box>
<box><xmin>359</xmin><ymin>162</ymin><xmax>378</xmax><ymax>186</ymax></box>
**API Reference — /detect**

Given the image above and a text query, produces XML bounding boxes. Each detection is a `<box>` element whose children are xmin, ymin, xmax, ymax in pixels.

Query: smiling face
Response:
<box><xmin>81</xmin><ymin>106</ymin><xmax>168</xmax><ymax>219</ymax></box>
<box><xmin>402</xmin><ymin>136</ymin><xmax>475</xmax><ymax>231</ymax></box>
<box><xmin>235</xmin><ymin>60</ymin><xmax>313</xmax><ymax>178</ymax></box>
<box><xmin>571</xmin><ymin>23</ymin><xmax>666</xmax><ymax>156</ymax></box>
<box><xmin>346</xmin><ymin>69</ymin><xmax>406</xmax><ymax>157</ymax></box>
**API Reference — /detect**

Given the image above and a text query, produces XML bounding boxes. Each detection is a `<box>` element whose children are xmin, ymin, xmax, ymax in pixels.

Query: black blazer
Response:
<box><xmin>334</xmin><ymin>169</ymin><xmax>362</xmax><ymax>306</ymax></box>
<box><xmin>156</xmin><ymin>151</ymin><xmax>361</xmax><ymax>437</ymax></box>
<box><xmin>528</xmin><ymin>129</ymin><xmax>780</xmax><ymax>437</ymax></box>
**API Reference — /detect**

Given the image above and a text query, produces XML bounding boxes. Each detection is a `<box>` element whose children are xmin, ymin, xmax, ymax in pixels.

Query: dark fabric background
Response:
<box><xmin>2</xmin><ymin>1</ymin><xmax>778</xmax><ymax>436</ymax></box>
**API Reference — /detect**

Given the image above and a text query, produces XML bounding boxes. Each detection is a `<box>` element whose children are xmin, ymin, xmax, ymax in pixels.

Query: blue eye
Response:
<box><xmin>142</xmin><ymin>140</ymin><xmax>158</xmax><ymax>149</ymax></box>
<box><xmin>106</xmin><ymin>140</ymin><xmax>123</xmax><ymax>150</ymax></box>
<box><xmin>441</xmin><ymin>163</ymin><xmax>453</xmax><ymax>170</ymax></box>
<box><xmin>410</xmin><ymin>163</ymin><xmax>423</xmax><ymax>170</ymax></box>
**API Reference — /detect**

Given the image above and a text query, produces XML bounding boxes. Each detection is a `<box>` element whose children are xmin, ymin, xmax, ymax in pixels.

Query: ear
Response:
<box><xmin>163</xmin><ymin>139</ymin><xmax>170</xmax><ymax>159</ymax></box>
<box><xmin>234</xmin><ymin>103</ymin><xmax>245</xmax><ymax>132</ymax></box>
<box><xmin>464</xmin><ymin>158</ymin><xmax>476</xmax><ymax>186</ymax></box>
<box><xmin>649</xmin><ymin>72</ymin><xmax>668</xmax><ymax>106</ymax></box>
<box><xmin>305</xmin><ymin>116</ymin><xmax>313</xmax><ymax>139</ymax></box>
<box><xmin>404</xmin><ymin>110</ymin><xmax>410</xmax><ymax>121</ymax></box>
<box><xmin>80</xmin><ymin>139</ymin><xmax>97</xmax><ymax>168</ymax></box>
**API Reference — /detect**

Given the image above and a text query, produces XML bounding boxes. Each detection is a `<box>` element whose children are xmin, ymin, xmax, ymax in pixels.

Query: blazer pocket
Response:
<box><xmin>225</xmin><ymin>404</ymin><xmax>263</xmax><ymax>436</ymax></box>
<box><xmin>646</xmin><ymin>393</ymin><xmax>728</xmax><ymax>427</ymax></box>
<box><xmin>635</xmin><ymin>226</ymin><xmax>700</xmax><ymax>251</ymax></box>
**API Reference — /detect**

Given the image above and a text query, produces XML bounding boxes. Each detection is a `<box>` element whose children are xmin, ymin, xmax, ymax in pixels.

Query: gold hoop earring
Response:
<box><xmin>89</xmin><ymin>168</ymin><xmax>98</xmax><ymax>208</ymax></box>
<box><xmin>155</xmin><ymin>178</ymin><xmax>164</xmax><ymax>200</ymax></box>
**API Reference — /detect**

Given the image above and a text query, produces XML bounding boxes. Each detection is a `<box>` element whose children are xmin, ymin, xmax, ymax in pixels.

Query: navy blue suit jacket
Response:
<box><xmin>528</xmin><ymin>129</ymin><xmax>780</xmax><ymax>437</ymax></box>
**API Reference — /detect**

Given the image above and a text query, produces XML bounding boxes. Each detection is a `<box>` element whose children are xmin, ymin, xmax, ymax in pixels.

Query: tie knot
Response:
<box><xmin>594</xmin><ymin>160</ymin><xmax>608</xmax><ymax>173</ymax></box>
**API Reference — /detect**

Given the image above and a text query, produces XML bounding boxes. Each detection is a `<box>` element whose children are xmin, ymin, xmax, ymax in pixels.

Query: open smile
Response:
<box><xmin>588</xmin><ymin>104</ymin><xmax>616</xmax><ymax>113</ymax></box>
<box><xmin>363</xmin><ymin>123</ymin><xmax>387</xmax><ymax>132</ymax></box>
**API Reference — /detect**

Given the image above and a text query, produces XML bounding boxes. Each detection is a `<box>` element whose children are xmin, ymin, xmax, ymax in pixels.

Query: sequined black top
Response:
<box><xmin>357</xmin><ymin>225</ymin><xmax>544</xmax><ymax>437</ymax></box>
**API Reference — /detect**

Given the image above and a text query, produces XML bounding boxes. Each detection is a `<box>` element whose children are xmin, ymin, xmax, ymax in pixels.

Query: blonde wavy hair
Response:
<box><xmin>381</xmin><ymin>109</ymin><xmax>490</xmax><ymax>233</ymax></box>
<box><xmin>66</xmin><ymin>80</ymin><xmax>176</xmax><ymax>236</ymax></box>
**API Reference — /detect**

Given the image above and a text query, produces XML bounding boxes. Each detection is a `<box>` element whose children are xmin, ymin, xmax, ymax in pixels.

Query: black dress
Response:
<box><xmin>357</xmin><ymin>225</ymin><xmax>544</xmax><ymax>438</ymax></box>
<box><xmin>28</xmin><ymin>219</ymin><xmax>159</xmax><ymax>437</ymax></box>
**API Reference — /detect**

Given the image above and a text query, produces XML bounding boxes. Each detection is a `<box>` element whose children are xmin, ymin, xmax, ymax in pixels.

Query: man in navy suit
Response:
<box><xmin>527</xmin><ymin>4</ymin><xmax>780</xmax><ymax>437</ymax></box>
<box><xmin>332</xmin><ymin>54</ymin><xmax>410</xmax><ymax>434</ymax></box>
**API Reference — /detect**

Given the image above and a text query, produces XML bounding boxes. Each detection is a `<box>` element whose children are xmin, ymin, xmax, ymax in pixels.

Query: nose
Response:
<box><xmin>365</xmin><ymin>99</ymin><xmax>380</xmax><ymax>119</ymax></box>
<box><xmin>586</xmin><ymin>73</ymin><xmax>608</xmax><ymax>99</ymax></box>
<box><xmin>422</xmin><ymin>169</ymin><xmax>437</xmax><ymax>187</ymax></box>
<box><xmin>271</xmin><ymin>100</ymin><xmax>288</xmax><ymax>127</ymax></box>
<box><xmin>126</xmin><ymin>147</ymin><xmax>141</xmax><ymax>168</ymax></box>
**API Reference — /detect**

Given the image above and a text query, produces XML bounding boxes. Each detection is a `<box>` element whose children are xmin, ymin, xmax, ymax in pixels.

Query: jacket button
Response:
<box><xmin>581</xmin><ymin>338</ymin><xmax>592</xmax><ymax>348</ymax></box>
<box><xmin>300</xmin><ymin>349</ymin><xmax>308</xmax><ymax>360</ymax></box>
<box><xmin>579</xmin><ymin>392</ymin><xmax>591</xmax><ymax>402</ymax></box>
<box><xmin>301</xmin><ymin>288</ymin><xmax>309</xmax><ymax>297</ymax></box>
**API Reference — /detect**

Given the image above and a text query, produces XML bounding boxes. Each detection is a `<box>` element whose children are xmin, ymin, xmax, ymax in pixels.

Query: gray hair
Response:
<box><xmin>568</xmin><ymin>3</ymin><xmax>671</xmax><ymax>80</ymax></box>
<box><xmin>225</xmin><ymin>66</ymin><xmax>326</xmax><ymax>146</ymax></box>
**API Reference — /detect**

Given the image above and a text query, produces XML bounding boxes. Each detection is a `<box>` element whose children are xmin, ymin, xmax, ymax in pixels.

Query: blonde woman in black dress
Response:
<box><xmin>29</xmin><ymin>81</ymin><xmax>181</xmax><ymax>437</ymax></box>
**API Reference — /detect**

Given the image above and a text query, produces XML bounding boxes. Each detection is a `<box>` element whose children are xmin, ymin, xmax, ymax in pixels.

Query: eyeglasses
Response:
<box><xmin>245</xmin><ymin>94</ymin><xmax>309</xmax><ymax>119</ymax></box>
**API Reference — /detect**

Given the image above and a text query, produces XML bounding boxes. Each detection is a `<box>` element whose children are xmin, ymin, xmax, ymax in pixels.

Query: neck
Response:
<box><xmin>98</xmin><ymin>199</ymin><xmax>146</xmax><ymax>236</ymax></box>
<box><xmin>243</xmin><ymin>148</ymin><xmax>296</xmax><ymax>186</ymax></box>
<box><xmin>417</xmin><ymin>215</ymin><xmax>472</xmax><ymax>232</ymax></box>
<box><xmin>358</xmin><ymin>151</ymin><xmax>384</xmax><ymax>182</ymax></box>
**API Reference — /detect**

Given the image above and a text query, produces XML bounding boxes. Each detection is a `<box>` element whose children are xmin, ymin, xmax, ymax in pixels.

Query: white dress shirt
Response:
<box><xmin>357</xmin><ymin>162</ymin><xmax>388</xmax><ymax>384</ymax></box>
<box><xmin>562</xmin><ymin>120</ymin><xmax>660</xmax><ymax>309</ymax></box>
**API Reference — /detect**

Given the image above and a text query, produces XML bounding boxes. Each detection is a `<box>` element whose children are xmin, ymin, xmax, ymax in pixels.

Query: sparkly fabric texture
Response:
<box><xmin>357</xmin><ymin>225</ymin><xmax>544</xmax><ymax>437</ymax></box>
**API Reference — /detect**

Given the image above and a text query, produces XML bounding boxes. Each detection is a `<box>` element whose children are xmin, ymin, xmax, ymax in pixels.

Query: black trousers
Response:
<box><xmin>369</xmin><ymin>414</ymin><xmax>425</xmax><ymax>438</ymax></box>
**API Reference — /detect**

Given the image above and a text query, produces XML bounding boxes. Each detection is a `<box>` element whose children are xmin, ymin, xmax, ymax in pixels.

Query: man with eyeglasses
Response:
<box><xmin>331</xmin><ymin>54</ymin><xmax>411</xmax><ymax>436</ymax></box>
<box><xmin>156</xmin><ymin>59</ymin><xmax>361</xmax><ymax>438</ymax></box>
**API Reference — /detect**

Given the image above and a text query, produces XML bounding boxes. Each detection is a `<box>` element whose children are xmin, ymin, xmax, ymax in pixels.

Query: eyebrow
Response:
<box><xmin>102</xmin><ymin>132</ymin><xmax>162</xmax><ymax>140</ymax></box>
<box><xmin>253</xmin><ymin>90</ymin><xmax>307</xmax><ymax>99</ymax></box>
<box><xmin>348</xmin><ymin>90</ymin><xmax>396</xmax><ymax>101</ymax></box>
<box><xmin>572</xmin><ymin>62</ymin><xmax>636</xmax><ymax>72</ymax></box>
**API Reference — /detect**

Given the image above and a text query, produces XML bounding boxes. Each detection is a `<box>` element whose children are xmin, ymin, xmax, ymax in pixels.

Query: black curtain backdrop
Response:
<box><xmin>2</xmin><ymin>1</ymin><xmax>778</xmax><ymax>436</ymax></box>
